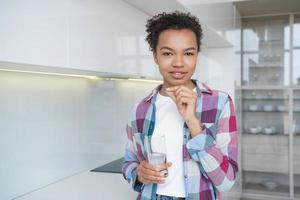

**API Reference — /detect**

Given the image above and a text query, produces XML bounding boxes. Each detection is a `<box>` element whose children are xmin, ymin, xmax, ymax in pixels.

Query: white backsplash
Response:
<box><xmin>0</xmin><ymin>71</ymin><xmax>158</xmax><ymax>200</ymax></box>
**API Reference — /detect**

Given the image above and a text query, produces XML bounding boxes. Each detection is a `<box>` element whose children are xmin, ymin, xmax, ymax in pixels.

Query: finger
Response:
<box><xmin>143</xmin><ymin>173</ymin><xmax>165</xmax><ymax>182</ymax></box>
<box><xmin>175</xmin><ymin>86</ymin><xmax>196</xmax><ymax>97</ymax></box>
<box><xmin>165</xmin><ymin>86</ymin><xmax>180</xmax><ymax>92</ymax></box>
<box><xmin>156</xmin><ymin>162</ymin><xmax>172</xmax><ymax>171</ymax></box>
<box><xmin>176</xmin><ymin>91</ymin><xmax>195</xmax><ymax>99</ymax></box>
<box><xmin>166</xmin><ymin>90</ymin><xmax>177</xmax><ymax>102</ymax></box>
<box><xmin>138</xmin><ymin>162</ymin><xmax>160</xmax><ymax>177</ymax></box>
<box><xmin>177</xmin><ymin>96</ymin><xmax>193</xmax><ymax>106</ymax></box>
<box><xmin>141</xmin><ymin>161</ymin><xmax>161</xmax><ymax>172</ymax></box>
<box><xmin>141</xmin><ymin>165</ymin><xmax>162</xmax><ymax>176</ymax></box>
<box><xmin>139</xmin><ymin>171</ymin><xmax>165</xmax><ymax>184</ymax></box>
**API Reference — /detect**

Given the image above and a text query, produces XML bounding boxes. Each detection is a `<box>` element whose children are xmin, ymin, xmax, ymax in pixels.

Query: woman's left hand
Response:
<box><xmin>165</xmin><ymin>85</ymin><xmax>197</xmax><ymax>123</ymax></box>
<box><xmin>166</xmin><ymin>85</ymin><xmax>202</xmax><ymax>137</ymax></box>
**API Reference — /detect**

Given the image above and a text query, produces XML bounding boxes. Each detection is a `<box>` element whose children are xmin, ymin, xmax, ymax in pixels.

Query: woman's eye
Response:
<box><xmin>185</xmin><ymin>52</ymin><xmax>194</xmax><ymax>56</ymax></box>
<box><xmin>162</xmin><ymin>52</ymin><xmax>172</xmax><ymax>56</ymax></box>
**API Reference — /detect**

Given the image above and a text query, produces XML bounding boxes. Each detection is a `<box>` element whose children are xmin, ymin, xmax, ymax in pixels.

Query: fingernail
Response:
<box><xmin>166</xmin><ymin>87</ymin><xmax>170</xmax><ymax>91</ymax></box>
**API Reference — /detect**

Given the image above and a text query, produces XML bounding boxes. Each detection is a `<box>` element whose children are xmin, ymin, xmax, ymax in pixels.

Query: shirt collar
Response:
<box><xmin>143</xmin><ymin>79</ymin><xmax>213</xmax><ymax>103</ymax></box>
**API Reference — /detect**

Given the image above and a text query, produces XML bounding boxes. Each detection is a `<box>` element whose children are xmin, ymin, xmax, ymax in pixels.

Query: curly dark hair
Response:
<box><xmin>145</xmin><ymin>11</ymin><xmax>203</xmax><ymax>52</ymax></box>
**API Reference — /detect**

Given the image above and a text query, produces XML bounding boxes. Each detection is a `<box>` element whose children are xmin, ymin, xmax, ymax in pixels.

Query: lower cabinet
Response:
<box><xmin>237</xmin><ymin>87</ymin><xmax>300</xmax><ymax>199</ymax></box>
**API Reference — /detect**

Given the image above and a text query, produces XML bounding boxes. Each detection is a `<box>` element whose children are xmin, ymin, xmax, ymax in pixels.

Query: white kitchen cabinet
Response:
<box><xmin>0</xmin><ymin>0</ymin><xmax>69</xmax><ymax>67</ymax></box>
<box><xmin>0</xmin><ymin>0</ymin><xmax>160</xmax><ymax>79</ymax></box>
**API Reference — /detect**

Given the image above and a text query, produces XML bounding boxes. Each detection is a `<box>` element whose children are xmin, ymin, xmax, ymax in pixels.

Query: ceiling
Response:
<box><xmin>234</xmin><ymin>0</ymin><xmax>300</xmax><ymax>17</ymax></box>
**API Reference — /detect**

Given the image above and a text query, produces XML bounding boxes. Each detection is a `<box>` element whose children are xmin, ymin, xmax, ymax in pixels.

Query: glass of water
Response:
<box><xmin>147</xmin><ymin>135</ymin><xmax>168</xmax><ymax>176</ymax></box>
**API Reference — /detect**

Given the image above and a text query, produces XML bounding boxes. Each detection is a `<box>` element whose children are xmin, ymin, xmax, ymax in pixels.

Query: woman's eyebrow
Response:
<box><xmin>185</xmin><ymin>47</ymin><xmax>197</xmax><ymax>51</ymax></box>
<box><xmin>160</xmin><ymin>47</ymin><xmax>197</xmax><ymax>51</ymax></box>
<box><xmin>160</xmin><ymin>47</ymin><xmax>173</xmax><ymax>51</ymax></box>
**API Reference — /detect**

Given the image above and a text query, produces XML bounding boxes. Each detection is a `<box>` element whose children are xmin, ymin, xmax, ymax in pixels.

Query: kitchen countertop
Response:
<box><xmin>91</xmin><ymin>157</ymin><xmax>123</xmax><ymax>174</ymax></box>
<box><xmin>15</xmin><ymin>171</ymin><xmax>137</xmax><ymax>200</ymax></box>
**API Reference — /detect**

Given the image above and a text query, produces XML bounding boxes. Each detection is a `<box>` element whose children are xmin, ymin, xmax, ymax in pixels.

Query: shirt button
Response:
<box><xmin>184</xmin><ymin>175</ymin><xmax>188</xmax><ymax>179</ymax></box>
<box><xmin>184</xmin><ymin>135</ymin><xmax>187</xmax><ymax>139</ymax></box>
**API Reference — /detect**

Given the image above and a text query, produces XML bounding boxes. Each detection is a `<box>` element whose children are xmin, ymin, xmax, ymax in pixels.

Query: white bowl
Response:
<box><xmin>249</xmin><ymin>127</ymin><xmax>262</xmax><ymax>134</ymax></box>
<box><xmin>263</xmin><ymin>127</ymin><xmax>276</xmax><ymax>135</ymax></box>
<box><xmin>276</xmin><ymin>105</ymin><xmax>285</xmax><ymax>111</ymax></box>
<box><xmin>263</xmin><ymin>105</ymin><xmax>274</xmax><ymax>111</ymax></box>
<box><xmin>262</xmin><ymin>181</ymin><xmax>278</xmax><ymax>190</ymax></box>
<box><xmin>249</xmin><ymin>105</ymin><xmax>259</xmax><ymax>111</ymax></box>
<box><xmin>249</xmin><ymin>127</ymin><xmax>259</xmax><ymax>134</ymax></box>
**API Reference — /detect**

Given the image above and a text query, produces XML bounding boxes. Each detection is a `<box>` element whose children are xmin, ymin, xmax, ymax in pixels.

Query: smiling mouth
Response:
<box><xmin>169</xmin><ymin>72</ymin><xmax>187</xmax><ymax>79</ymax></box>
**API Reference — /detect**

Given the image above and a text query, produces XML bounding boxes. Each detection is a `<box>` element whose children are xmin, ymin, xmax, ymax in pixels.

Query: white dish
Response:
<box><xmin>261</xmin><ymin>181</ymin><xmax>278</xmax><ymax>190</ymax></box>
<box><xmin>263</xmin><ymin>105</ymin><xmax>274</xmax><ymax>111</ymax></box>
<box><xmin>276</xmin><ymin>105</ymin><xmax>285</xmax><ymax>111</ymax></box>
<box><xmin>248</xmin><ymin>126</ymin><xmax>263</xmax><ymax>134</ymax></box>
<box><xmin>249</xmin><ymin>105</ymin><xmax>259</xmax><ymax>111</ymax></box>
<box><xmin>263</xmin><ymin>127</ymin><xmax>276</xmax><ymax>135</ymax></box>
<box><xmin>249</xmin><ymin>127</ymin><xmax>259</xmax><ymax>134</ymax></box>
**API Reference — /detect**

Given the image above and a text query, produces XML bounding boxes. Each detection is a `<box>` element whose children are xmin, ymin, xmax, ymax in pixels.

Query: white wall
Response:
<box><xmin>194</xmin><ymin>46</ymin><xmax>241</xmax><ymax>99</ymax></box>
<box><xmin>0</xmin><ymin>0</ymin><xmax>158</xmax><ymax>78</ymax></box>
<box><xmin>0</xmin><ymin>70</ymin><xmax>158</xmax><ymax>200</ymax></box>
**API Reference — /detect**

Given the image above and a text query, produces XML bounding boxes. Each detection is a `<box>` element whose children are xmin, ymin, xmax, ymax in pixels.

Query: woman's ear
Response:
<box><xmin>153</xmin><ymin>52</ymin><xmax>158</xmax><ymax>65</ymax></box>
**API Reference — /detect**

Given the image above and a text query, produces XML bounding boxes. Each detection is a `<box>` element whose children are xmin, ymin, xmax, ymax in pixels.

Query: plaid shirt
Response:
<box><xmin>122</xmin><ymin>80</ymin><xmax>238</xmax><ymax>200</ymax></box>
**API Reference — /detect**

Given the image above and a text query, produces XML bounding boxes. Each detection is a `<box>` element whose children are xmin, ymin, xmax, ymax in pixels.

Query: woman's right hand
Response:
<box><xmin>136</xmin><ymin>160</ymin><xmax>172</xmax><ymax>184</ymax></box>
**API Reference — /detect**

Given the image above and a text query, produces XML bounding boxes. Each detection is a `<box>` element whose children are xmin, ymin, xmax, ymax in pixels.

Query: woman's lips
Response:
<box><xmin>169</xmin><ymin>71</ymin><xmax>187</xmax><ymax>79</ymax></box>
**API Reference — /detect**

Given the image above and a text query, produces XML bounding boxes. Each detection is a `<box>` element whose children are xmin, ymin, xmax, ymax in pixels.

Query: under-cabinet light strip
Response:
<box><xmin>0</xmin><ymin>68</ymin><xmax>162</xmax><ymax>83</ymax></box>
<box><xmin>0</xmin><ymin>68</ymin><xmax>99</xmax><ymax>79</ymax></box>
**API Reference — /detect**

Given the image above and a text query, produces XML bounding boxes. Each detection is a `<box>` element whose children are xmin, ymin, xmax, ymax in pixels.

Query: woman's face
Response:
<box><xmin>154</xmin><ymin>28</ymin><xmax>198</xmax><ymax>88</ymax></box>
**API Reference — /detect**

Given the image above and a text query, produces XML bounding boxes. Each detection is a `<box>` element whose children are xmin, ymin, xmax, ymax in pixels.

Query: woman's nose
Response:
<box><xmin>172</xmin><ymin>55</ymin><xmax>184</xmax><ymax>68</ymax></box>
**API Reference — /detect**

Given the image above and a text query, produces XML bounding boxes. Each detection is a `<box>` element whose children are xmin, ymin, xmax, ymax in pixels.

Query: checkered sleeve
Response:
<box><xmin>187</xmin><ymin>95</ymin><xmax>238</xmax><ymax>192</ymax></box>
<box><xmin>122</xmin><ymin>108</ymin><xmax>143</xmax><ymax>192</ymax></box>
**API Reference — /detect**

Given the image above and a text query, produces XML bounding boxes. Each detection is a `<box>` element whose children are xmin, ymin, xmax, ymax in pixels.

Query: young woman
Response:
<box><xmin>122</xmin><ymin>11</ymin><xmax>238</xmax><ymax>200</ymax></box>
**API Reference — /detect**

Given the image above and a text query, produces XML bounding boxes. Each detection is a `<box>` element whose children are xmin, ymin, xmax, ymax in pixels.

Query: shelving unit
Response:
<box><xmin>238</xmin><ymin>13</ymin><xmax>300</xmax><ymax>200</ymax></box>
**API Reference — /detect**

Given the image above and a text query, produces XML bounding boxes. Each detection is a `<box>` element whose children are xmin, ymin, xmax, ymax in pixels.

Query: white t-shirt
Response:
<box><xmin>151</xmin><ymin>91</ymin><xmax>187</xmax><ymax>197</ymax></box>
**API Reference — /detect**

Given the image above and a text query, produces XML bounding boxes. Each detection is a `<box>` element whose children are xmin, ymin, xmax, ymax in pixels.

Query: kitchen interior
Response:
<box><xmin>0</xmin><ymin>0</ymin><xmax>300</xmax><ymax>200</ymax></box>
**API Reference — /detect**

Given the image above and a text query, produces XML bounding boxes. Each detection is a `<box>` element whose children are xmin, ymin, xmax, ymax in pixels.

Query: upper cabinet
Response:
<box><xmin>241</xmin><ymin>15</ymin><xmax>290</xmax><ymax>86</ymax></box>
<box><xmin>67</xmin><ymin>0</ymin><xmax>157</xmax><ymax>78</ymax></box>
<box><xmin>0</xmin><ymin>0</ymin><xmax>70</xmax><ymax>68</ymax></box>
<box><xmin>0</xmin><ymin>0</ymin><xmax>159</xmax><ymax>79</ymax></box>
<box><xmin>0</xmin><ymin>0</ymin><xmax>242</xmax><ymax>79</ymax></box>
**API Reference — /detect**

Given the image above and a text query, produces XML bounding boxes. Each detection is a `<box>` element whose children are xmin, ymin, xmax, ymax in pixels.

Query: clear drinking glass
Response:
<box><xmin>146</xmin><ymin>135</ymin><xmax>168</xmax><ymax>176</ymax></box>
